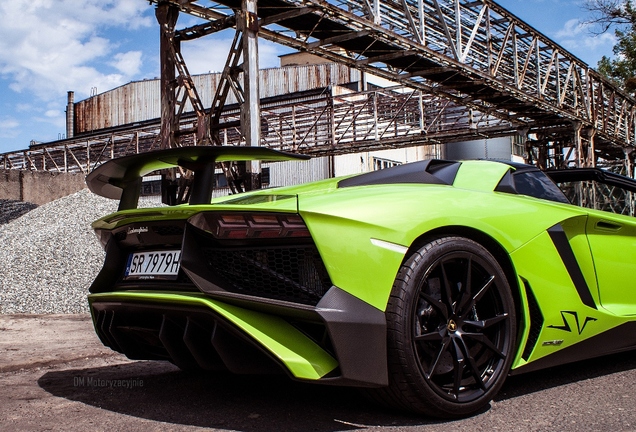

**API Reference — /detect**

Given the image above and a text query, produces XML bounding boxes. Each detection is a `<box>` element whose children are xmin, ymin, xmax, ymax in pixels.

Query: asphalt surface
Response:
<box><xmin>1</xmin><ymin>314</ymin><xmax>635</xmax><ymax>431</ymax></box>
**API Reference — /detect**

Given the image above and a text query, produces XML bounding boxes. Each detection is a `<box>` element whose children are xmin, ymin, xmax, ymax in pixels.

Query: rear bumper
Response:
<box><xmin>89</xmin><ymin>286</ymin><xmax>388</xmax><ymax>387</ymax></box>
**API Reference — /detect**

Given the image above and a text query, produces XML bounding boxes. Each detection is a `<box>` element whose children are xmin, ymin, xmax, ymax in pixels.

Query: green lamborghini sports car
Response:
<box><xmin>86</xmin><ymin>146</ymin><xmax>636</xmax><ymax>418</ymax></box>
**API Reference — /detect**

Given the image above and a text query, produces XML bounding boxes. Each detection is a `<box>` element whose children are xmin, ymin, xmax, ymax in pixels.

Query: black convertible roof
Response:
<box><xmin>545</xmin><ymin>168</ymin><xmax>636</xmax><ymax>193</ymax></box>
<box><xmin>86</xmin><ymin>146</ymin><xmax>309</xmax><ymax>210</ymax></box>
<box><xmin>338</xmin><ymin>159</ymin><xmax>461</xmax><ymax>188</ymax></box>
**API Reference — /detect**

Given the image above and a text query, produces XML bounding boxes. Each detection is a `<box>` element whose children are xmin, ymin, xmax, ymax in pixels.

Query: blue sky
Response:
<box><xmin>0</xmin><ymin>0</ymin><xmax>620</xmax><ymax>154</ymax></box>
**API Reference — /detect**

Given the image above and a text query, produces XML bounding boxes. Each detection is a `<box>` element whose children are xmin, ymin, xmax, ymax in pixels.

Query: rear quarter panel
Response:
<box><xmin>298</xmin><ymin>183</ymin><xmax>586</xmax><ymax>311</ymax></box>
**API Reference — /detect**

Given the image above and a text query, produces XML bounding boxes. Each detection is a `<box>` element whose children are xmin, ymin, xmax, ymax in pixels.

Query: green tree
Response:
<box><xmin>597</xmin><ymin>24</ymin><xmax>636</xmax><ymax>91</ymax></box>
<box><xmin>586</xmin><ymin>0</ymin><xmax>636</xmax><ymax>92</ymax></box>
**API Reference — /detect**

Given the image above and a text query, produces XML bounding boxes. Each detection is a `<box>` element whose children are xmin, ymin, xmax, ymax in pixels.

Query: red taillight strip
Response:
<box><xmin>189</xmin><ymin>212</ymin><xmax>310</xmax><ymax>239</ymax></box>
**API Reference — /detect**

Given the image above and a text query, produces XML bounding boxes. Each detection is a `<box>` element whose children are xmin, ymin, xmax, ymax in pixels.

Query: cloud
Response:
<box><xmin>181</xmin><ymin>34</ymin><xmax>286</xmax><ymax>74</ymax></box>
<box><xmin>0</xmin><ymin>117</ymin><xmax>20</xmax><ymax>138</ymax></box>
<box><xmin>0</xmin><ymin>0</ymin><xmax>152</xmax><ymax>101</ymax></box>
<box><xmin>259</xmin><ymin>40</ymin><xmax>288</xmax><ymax>69</ymax></box>
<box><xmin>0</xmin><ymin>118</ymin><xmax>19</xmax><ymax>129</ymax></box>
<box><xmin>110</xmin><ymin>51</ymin><xmax>143</xmax><ymax>76</ymax></box>
<box><xmin>553</xmin><ymin>19</ymin><xmax>616</xmax><ymax>63</ymax></box>
<box><xmin>0</xmin><ymin>1</ymin><xmax>288</xmax><ymax>151</ymax></box>
<box><xmin>15</xmin><ymin>104</ymin><xmax>32</xmax><ymax>113</ymax></box>
<box><xmin>34</xmin><ymin>102</ymin><xmax>67</xmax><ymax>130</ymax></box>
<box><xmin>44</xmin><ymin>110</ymin><xmax>61</xmax><ymax>118</ymax></box>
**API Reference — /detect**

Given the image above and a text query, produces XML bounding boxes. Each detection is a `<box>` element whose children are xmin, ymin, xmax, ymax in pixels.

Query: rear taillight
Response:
<box><xmin>188</xmin><ymin>212</ymin><xmax>311</xmax><ymax>239</ymax></box>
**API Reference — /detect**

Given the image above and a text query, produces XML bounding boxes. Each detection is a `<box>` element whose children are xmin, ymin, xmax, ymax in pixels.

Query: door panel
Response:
<box><xmin>586</xmin><ymin>212</ymin><xmax>636</xmax><ymax>315</ymax></box>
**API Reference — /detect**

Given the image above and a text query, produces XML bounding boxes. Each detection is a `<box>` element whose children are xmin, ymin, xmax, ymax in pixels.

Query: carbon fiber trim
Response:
<box><xmin>548</xmin><ymin>224</ymin><xmax>597</xmax><ymax>310</ymax></box>
<box><xmin>90</xmin><ymin>220</ymin><xmax>197</xmax><ymax>294</ymax></box>
<box><xmin>91</xmin><ymin>302</ymin><xmax>282</xmax><ymax>374</ymax></box>
<box><xmin>521</xmin><ymin>278</ymin><xmax>544</xmax><ymax>361</ymax></box>
<box><xmin>315</xmin><ymin>287</ymin><xmax>388</xmax><ymax>387</ymax></box>
<box><xmin>89</xmin><ymin>288</ymin><xmax>389</xmax><ymax>387</ymax></box>
<box><xmin>181</xmin><ymin>224</ymin><xmax>332</xmax><ymax>306</ymax></box>
<box><xmin>511</xmin><ymin>322</ymin><xmax>636</xmax><ymax>375</ymax></box>
<box><xmin>337</xmin><ymin>159</ymin><xmax>460</xmax><ymax>188</ymax></box>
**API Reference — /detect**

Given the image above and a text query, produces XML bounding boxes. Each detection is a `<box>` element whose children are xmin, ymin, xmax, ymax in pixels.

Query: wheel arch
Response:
<box><xmin>404</xmin><ymin>225</ymin><xmax>525</xmax><ymax>350</ymax></box>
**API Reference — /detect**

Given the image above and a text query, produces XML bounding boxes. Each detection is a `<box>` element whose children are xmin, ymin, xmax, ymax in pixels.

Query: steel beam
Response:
<box><xmin>145</xmin><ymin>0</ymin><xmax>636</xmax><ymax>164</ymax></box>
<box><xmin>240</xmin><ymin>0</ymin><xmax>262</xmax><ymax>189</ymax></box>
<box><xmin>156</xmin><ymin>3</ymin><xmax>179</xmax><ymax>150</ymax></box>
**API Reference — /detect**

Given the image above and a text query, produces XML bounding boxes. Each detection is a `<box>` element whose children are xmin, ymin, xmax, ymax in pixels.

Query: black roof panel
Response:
<box><xmin>338</xmin><ymin>160</ymin><xmax>461</xmax><ymax>188</ymax></box>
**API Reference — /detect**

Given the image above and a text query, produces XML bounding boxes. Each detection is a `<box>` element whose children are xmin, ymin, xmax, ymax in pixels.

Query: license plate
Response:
<box><xmin>124</xmin><ymin>250</ymin><xmax>181</xmax><ymax>280</ymax></box>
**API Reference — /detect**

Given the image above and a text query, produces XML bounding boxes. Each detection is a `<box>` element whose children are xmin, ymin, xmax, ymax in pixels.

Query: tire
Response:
<box><xmin>370</xmin><ymin>236</ymin><xmax>516</xmax><ymax>418</ymax></box>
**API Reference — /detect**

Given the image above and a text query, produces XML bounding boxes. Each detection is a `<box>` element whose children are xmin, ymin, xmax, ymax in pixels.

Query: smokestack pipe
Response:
<box><xmin>66</xmin><ymin>91</ymin><xmax>74</xmax><ymax>139</ymax></box>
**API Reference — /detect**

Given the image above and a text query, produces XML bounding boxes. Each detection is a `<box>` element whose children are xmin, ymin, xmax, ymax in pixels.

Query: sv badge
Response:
<box><xmin>548</xmin><ymin>311</ymin><xmax>597</xmax><ymax>335</ymax></box>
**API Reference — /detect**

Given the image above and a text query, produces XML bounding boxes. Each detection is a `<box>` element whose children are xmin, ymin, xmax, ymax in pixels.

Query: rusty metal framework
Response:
<box><xmin>3</xmin><ymin>0</ymin><xmax>636</xmax><ymax>167</ymax></box>
<box><xmin>3</xmin><ymin>0</ymin><xmax>636</xmax><ymax>212</ymax></box>
<box><xmin>558</xmin><ymin>161</ymin><xmax>635</xmax><ymax>216</ymax></box>
<box><xmin>147</xmin><ymin>0</ymin><xmax>636</xmax><ymax>169</ymax></box>
<box><xmin>0</xmin><ymin>87</ymin><xmax>514</xmax><ymax>173</ymax></box>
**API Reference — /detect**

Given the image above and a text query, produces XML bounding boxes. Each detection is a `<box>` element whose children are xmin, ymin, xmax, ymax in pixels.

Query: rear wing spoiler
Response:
<box><xmin>86</xmin><ymin>147</ymin><xmax>309</xmax><ymax>210</ymax></box>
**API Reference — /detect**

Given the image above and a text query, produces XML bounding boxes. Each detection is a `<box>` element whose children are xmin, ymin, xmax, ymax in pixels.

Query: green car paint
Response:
<box><xmin>584</xmin><ymin>209</ymin><xmax>636</xmax><ymax>314</ymax></box>
<box><xmin>452</xmin><ymin>159</ymin><xmax>512</xmax><ymax>192</ymax></box>
<box><xmin>293</xmin><ymin>185</ymin><xmax>591</xmax><ymax>311</ymax></box>
<box><xmin>88</xmin><ymin>291</ymin><xmax>338</xmax><ymax>380</ymax></box>
<box><xmin>86</xmin><ymin>149</ymin><xmax>636</xmax><ymax>416</ymax></box>
<box><xmin>509</xmin><ymin>228</ymin><xmax>624</xmax><ymax>367</ymax></box>
<box><xmin>91</xmin><ymin>159</ymin><xmax>636</xmax><ymax>351</ymax></box>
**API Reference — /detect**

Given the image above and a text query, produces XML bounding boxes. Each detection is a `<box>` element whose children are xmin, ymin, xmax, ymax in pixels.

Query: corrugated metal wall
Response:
<box><xmin>75</xmin><ymin>80</ymin><xmax>160</xmax><ymax>134</ymax></box>
<box><xmin>206</xmin><ymin>157</ymin><xmax>330</xmax><ymax>198</ymax></box>
<box><xmin>263</xmin><ymin>156</ymin><xmax>330</xmax><ymax>187</ymax></box>
<box><xmin>333</xmin><ymin>147</ymin><xmax>430</xmax><ymax>176</ymax></box>
<box><xmin>74</xmin><ymin>64</ymin><xmax>360</xmax><ymax>134</ymax></box>
<box><xmin>265</xmin><ymin>147</ymin><xmax>441</xmax><ymax>185</ymax></box>
<box><xmin>445</xmin><ymin>137</ymin><xmax>512</xmax><ymax>160</ymax></box>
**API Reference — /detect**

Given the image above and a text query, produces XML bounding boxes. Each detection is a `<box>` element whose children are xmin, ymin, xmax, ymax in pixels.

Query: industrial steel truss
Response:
<box><xmin>147</xmin><ymin>0</ymin><xmax>636</xmax><ymax>167</ymax></box>
<box><xmin>557</xmin><ymin>161</ymin><xmax>636</xmax><ymax>216</ymax></box>
<box><xmin>4</xmin><ymin>0</ymin><xmax>636</xmax><ymax>213</ymax></box>
<box><xmin>0</xmin><ymin>87</ymin><xmax>514</xmax><ymax>173</ymax></box>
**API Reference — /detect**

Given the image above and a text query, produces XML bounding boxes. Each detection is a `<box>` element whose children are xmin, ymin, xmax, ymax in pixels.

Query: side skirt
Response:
<box><xmin>511</xmin><ymin>321</ymin><xmax>636</xmax><ymax>375</ymax></box>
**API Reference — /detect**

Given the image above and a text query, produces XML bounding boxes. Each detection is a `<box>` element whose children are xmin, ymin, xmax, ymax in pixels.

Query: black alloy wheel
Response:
<box><xmin>371</xmin><ymin>236</ymin><xmax>516</xmax><ymax>418</ymax></box>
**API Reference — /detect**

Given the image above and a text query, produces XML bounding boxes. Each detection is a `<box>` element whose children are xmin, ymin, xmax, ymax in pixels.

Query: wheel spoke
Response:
<box><xmin>451</xmin><ymin>338</ymin><xmax>466</xmax><ymax>398</ymax></box>
<box><xmin>440</xmin><ymin>261</ymin><xmax>456</xmax><ymax>314</ymax></box>
<box><xmin>415</xmin><ymin>328</ymin><xmax>444</xmax><ymax>342</ymax></box>
<box><xmin>468</xmin><ymin>275</ymin><xmax>495</xmax><ymax>310</ymax></box>
<box><xmin>457</xmin><ymin>335</ymin><xmax>487</xmax><ymax>391</ymax></box>
<box><xmin>457</xmin><ymin>257</ymin><xmax>473</xmax><ymax>315</ymax></box>
<box><xmin>420</xmin><ymin>292</ymin><xmax>448</xmax><ymax>319</ymax></box>
<box><xmin>464</xmin><ymin>313</ymin><xmax>509</xmax><ymax>331</ymax></box>
<box><xmin>462</xmin><ymin>332</ymin><xmax>506</xmax><ymax>358</ymax></box>
<box><xmin>425</xmin><ymin>338</ymin><xmax>451</xmax><ymax>380</ymax></box>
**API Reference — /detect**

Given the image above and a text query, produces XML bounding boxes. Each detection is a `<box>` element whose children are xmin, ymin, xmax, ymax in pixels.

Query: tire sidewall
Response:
<box><xmin>387</xmin><ymin>236</ymin><xmax>517</xmax><ymax>418</ymax></box>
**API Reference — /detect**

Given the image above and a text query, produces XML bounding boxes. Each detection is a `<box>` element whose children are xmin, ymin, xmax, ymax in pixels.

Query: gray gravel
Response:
<box><xmin>0</xmin><ymin>199</ymin><xmax>38</xmax><ymax>224</ymax></box>
<box><xmin>0</xmin><ymin>189</ymin><xmax>118</xmax><ymax>314</ymax></box>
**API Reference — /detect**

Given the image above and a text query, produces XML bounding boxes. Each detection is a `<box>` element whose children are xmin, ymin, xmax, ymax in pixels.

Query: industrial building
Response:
<box><xmin>1</xmin><ymin>56</ymin><xmax>521</xmax><ymax>200</ymax></box>
<box><xmin>1</xmin><ymin>0</ymin><xmax>635</xmax><ymax>213</ymax></box>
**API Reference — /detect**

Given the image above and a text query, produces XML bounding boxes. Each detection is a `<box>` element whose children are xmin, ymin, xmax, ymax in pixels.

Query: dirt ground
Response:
<box><xmin>1</xmin><ymin>314</ymin><xmax>636</xmax><ymax>431</ymax></box>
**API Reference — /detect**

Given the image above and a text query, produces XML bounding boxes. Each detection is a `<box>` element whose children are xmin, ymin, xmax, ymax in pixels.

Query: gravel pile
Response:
<box><xmin>0</xmin><ymin>199</ymin><xmax>38</xmax><ymax>225</ymax></box>
<box><xmin>0</xmin><ymin>189</ymin><xmax>118</xmax><ymax>314</ymax></box>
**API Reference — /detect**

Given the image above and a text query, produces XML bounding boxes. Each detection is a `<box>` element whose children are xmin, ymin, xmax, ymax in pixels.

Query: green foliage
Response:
<box><xmin>592</xmin><ymin>1</ymin><xmax>636</xmax><ymax>93</ymax></box>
